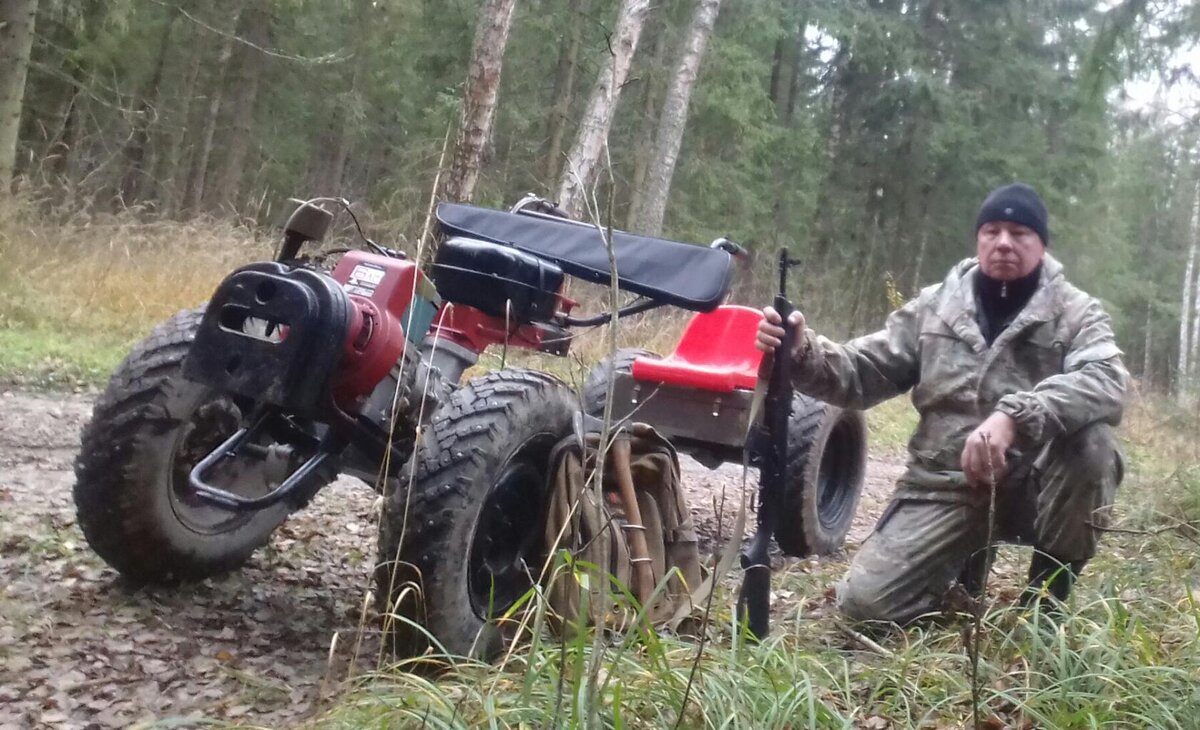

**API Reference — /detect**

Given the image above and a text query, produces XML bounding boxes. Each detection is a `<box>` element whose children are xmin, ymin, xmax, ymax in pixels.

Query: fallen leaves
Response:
<box><xmin>0</xmin><ymin>392</ymin><xmax>386</xmax><ymax>728</ymax></box>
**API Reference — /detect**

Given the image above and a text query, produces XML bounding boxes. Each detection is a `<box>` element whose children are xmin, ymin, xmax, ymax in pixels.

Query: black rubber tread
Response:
<box><xmin>774</xmin><ymin>395</ymin><xmax>868</xmax><ymax>557</ymax></box>
<box><xmin>73</xmin><ymin>308</ymin><xmax>320</xmax><ymax>582</ymax></box>
<box><xmin>581</xmin><ymin>348</ymin><xmax>658</xmax><ymax>417</ymax></box>
<box><xmin>375</xmin><ymin>368</ymin><xmax>577</xmax><ymax>659</ymax></box>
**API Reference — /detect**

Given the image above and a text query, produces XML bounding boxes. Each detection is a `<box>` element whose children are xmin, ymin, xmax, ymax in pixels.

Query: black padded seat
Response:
<box><xmin>435</xmin><ymin>203</ymin><xmax>734</xmax><ymax>312</ymax></box>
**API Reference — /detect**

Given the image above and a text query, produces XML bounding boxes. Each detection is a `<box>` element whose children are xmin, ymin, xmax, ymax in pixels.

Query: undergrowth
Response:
<box><xmin>313</xmin><ymin>382</ymin><xmax>1200</xmax><ymax>730</ymax></box>
<box><xmin>321</xmin><ymin>530</ymin><xmax>1200</xmax><ymax>729</ymax></box>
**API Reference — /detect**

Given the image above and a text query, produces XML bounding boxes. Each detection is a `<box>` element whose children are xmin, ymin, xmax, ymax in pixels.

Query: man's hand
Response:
<box><xmin>961</xmin><ymin>412</ymin><xmax>1017</xmax><ymax>487</ymax></box>
<box><xmin>756</xmin><ymin>306</ymin><xmax>807</xmax><ymax>361</ymax></box>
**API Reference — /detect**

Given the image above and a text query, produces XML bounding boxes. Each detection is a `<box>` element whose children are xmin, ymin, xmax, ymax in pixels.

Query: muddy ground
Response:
<box><xmin>0</xmin><ymin>389</ymin><xmax>900</xmax><ymax>728</ymax></box>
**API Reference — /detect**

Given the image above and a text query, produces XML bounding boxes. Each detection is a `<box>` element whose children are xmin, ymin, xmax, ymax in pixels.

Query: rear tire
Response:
<box><xmin>376</xmin><ymin>369</ymin><xmax>577</xmax><ymax>659</ymax></box>
<box><xmin>73</xmin><ymin>308</ymin><xmax>329</xmax><ymax>582</ymax></box>
<box><xmin>581</xmin><ymin>348</ymin><xmax>657</xmax><ymax>417</ymax></box>
<box><xmin>774</xmin><ymin>396</ymin><xmax>867</xmax><ymax>556</ymax></box>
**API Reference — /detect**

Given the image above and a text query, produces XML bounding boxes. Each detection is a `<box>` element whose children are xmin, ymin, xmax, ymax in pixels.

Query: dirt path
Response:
<box><xmin>0</xmin><ymin>390</ymin><xmax>901</xmax><ymax>728</ymax></box>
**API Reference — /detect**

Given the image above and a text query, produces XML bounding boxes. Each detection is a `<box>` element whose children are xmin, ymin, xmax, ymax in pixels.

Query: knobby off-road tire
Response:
<box><xmin>581</xmin><ymin>347</ymin><xmax>657</xmax><ymax>417</ymax></box>
<box><xmin>774</xmin><ymin>395</ymin><xmax>867</xmax><ymax>556</ymax></box>
<box><xmin>376</xmin><ymin>369</ymin><xmax>577</xmax><ymax>659</ymax></box>
<box><xmin>74</xmin><ymin>308</ymin><xmax>330</xmax><ymax>583</ymax></box>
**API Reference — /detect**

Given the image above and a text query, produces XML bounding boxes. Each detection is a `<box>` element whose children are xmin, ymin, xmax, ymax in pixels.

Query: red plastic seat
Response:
<box><xmin>631</xmin><ymin>305</ymin><xmax>764</xmax><ymax>392</ymax></box>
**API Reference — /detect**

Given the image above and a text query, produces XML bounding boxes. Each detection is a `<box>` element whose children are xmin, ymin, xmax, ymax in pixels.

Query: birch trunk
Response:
<box><xmin>911</xmin><ymin>228</ymin><xmax>928</xmax><ymax>296</ymax></box>
<box><xmin>1178</xmin><ymin>190</ymin><xmax>1197</xmax><ymax>398</ymax></box>
<box><xmin>630</xmin><ymin>0</ymin><xmax>720</xmax><ymax>236</ymax></box>
<box><xmin>441</xmin><ymin>0</ymin><xmax>519</xmax><ymax>203</ymax></box>
<box><xmin>1188</xmin><ymin>186</ymin><xmax>1200</xmax><ymax>386</ymax></box>
<box><xmin>0</xmin><ymin>0</ymin><xmax>39</xmax><ymax>187</ymax></box>
<box><xmin>556</xmin><ymin>0</ymin><xmax>651</xmax><ymax>218</ymax></box>
<box><xmin>1143</xmin><ymin>299</ymin><xmax>1153</xmax><ymax>388</ymax></box>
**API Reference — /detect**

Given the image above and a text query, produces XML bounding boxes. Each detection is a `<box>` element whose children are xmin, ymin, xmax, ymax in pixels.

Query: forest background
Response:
<box><xmin>0</xmin><ymin>0</ymin><xmax>1198</xmax><ymax>394</ymax></box>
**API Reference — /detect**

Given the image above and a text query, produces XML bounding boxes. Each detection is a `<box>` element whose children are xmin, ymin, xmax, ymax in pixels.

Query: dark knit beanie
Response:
<box><xmin>975</xmin><ymin>182</ymin><xmax>1049</xmax><ymax>246</ymax></box>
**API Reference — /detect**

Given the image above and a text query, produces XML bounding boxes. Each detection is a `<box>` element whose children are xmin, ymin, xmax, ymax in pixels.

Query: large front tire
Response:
<box><xmin>73</xmin><ymin>308</ymin><xmax>325</xmax><ymax>582</ymax></box>
<box><xmin>376</xmin><ymin>369</ymin><xmax>577</xmax><ymax>659</ymax></box>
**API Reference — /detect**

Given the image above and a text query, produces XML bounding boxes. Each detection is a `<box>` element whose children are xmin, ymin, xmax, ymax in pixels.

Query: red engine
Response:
<box><xmin>329</xmin><ymin>251</ymin><xmax>439</xmax><ymax>408</ymax></box>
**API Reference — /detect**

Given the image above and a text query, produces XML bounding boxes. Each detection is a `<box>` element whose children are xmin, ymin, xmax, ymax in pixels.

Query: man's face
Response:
<box><xmin>976</xmin><ymin>221</ymin><xmax>1045</xmax><ymax>281</ymax></box>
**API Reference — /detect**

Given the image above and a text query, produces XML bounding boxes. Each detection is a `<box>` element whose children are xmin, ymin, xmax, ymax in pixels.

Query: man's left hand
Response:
<box><xmin>961</xmin><ymin>412</ymin><xmax>1017</xmax><ymax>487</ymax></box>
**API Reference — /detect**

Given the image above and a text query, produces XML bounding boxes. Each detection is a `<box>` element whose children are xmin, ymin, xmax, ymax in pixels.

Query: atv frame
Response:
<box><xmin>73</xmin><ymin>194</ymin><xmax>866</xmax><ymax>658</ymax></box>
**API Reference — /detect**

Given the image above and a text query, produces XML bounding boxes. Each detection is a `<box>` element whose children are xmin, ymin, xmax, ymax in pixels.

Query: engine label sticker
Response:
<box><xmin>347</xmin><ymin>262</ymin><xmax>386</xmax><ymax>297</ymax></box>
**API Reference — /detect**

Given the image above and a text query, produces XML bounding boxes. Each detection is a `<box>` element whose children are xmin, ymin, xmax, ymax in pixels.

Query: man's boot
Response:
<box><xmin>1021</xmin><ymin>551</ymin><xmax>1087</xmax><ymax>609</ymax></box>
<box><xmin>958</xmin><ymin>546</ymin><xmax>997</xmax><ymax>598</ymax></box>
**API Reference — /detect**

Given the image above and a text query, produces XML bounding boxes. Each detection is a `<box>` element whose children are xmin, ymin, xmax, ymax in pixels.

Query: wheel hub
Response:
<box><xmin>468</xmin><ymin>459</ymin><xmax>544</xmax><ymax>617</ymax></box>
<box><xmin>168</xmin><ymin>392</ymin><xmax>295</xmax><ymax>534</ymax></box>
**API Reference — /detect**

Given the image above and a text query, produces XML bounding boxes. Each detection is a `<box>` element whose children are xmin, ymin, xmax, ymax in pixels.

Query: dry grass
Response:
<box><xmin>0</xmin><ymin>198</ymin><xmax>273</xmax><ymax>385</ymax></box>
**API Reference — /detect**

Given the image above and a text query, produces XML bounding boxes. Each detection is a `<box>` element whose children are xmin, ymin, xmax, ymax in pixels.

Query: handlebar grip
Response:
<box><xmin>711</xmin><ymin>237</ymin><xmax>749</xmax><ymax>259</ymax></box>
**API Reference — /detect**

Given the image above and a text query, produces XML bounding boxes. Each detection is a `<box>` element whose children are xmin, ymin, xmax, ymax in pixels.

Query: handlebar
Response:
<box><xmin>711</xmin><ymin>237</ymin><xmax>749</xmax><ymax>260</ymax></box>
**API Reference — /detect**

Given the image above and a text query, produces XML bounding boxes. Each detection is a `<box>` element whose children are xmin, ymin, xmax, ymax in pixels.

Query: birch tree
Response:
<box><xmin>1186</xmin><ymin>184</ymin><xmax>1200</xmax><ymax>393</ymax></box>
<box><xmin>442</xmin><ymin>0</ymin><xmax>519</xmax><ymax>203</ymax></box>
<box><xmin>631</xmin><ymin>0</ymin><xmax>720</xmax><ymax>235</ymax></box>
<box><xmin>0</xmin><ymin>0</ymin><xmax>39</xmax><ymax>188</ymax></box>
<box><xmin>556</xmin><ymin>0</ymin><xmax>651</xmax><ymax>218</ymax></box>
<box><xmin>1178</xmin><ymin>186</ymin><xmax>1198</xmax><ymax>398</ymax></box>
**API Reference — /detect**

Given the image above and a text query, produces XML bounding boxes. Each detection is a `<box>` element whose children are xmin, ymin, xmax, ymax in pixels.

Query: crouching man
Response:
<box><xmin>756</xmin><ymin>183</ymin><xmax>1127</xmax><ymax>623</ymax></box>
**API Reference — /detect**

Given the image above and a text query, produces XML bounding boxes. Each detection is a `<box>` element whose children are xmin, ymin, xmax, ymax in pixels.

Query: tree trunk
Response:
<box><xmin>1143</xmin><ymin>298</ymin><xmax>1153</xmax><ymax>389</ymax></box>
<box><xmin>809</xmin><ymin>44</ymin><xmax>849</xmax><ymax>262</ymax></box>
<box><xmin>631</xmin><ymin>0</ymin><xmax>720</xmax><ymax>236</ymax></box>
<box><xmin>0</xmin><ymin>0</ymin><xmax>39</xmax><ymax>188</ymax></box>
<box><xmin>624</xmin><ymin>23</ymin><xmax>666</xmax><ymax>230</ymax></box>
<box><xmin>163</xmin><ymin>14</ymin><xmax>209</xmax><ymax>215</ymax></box>
<box><xmin>181</xmin><ymin>1</ymin><xmax>246</xmax><ymax>216</ymax></box>
<box><xmin>441</xmin><ymin>0</ymin><xmax>519</xmax><ymax>203</ymax></box>
<box><xmin>1189</xmin><ymin>185</ymin><xmax>1200</xmax><ymax>386</ymax></box>
<box><xmin>784</xmin><ymin>11</ymin><xmax>808</xmax><ymax>124</ymax></box>
<box><xmin>119</xmin><ymin>11</ymin><xmax>176</xmax><ymax>206</ymax></box>
<box><xmin>556</xmin><ymin>0</ymin><xmax>651</xmax><ymax>219</ymax></box>
<box><xmin>44</xmin><ymin>89</ymin><xmax>79</xmax><ymax>188</ymax></box>
<box><xmin>1178</xmin><ymin>188</ymin><xmax>1197</xmax><ymax>398</ymax></box>
<box><xmin>768</xmin><ymin>36</ymin><xmax>785</xmax><ymax>111</ymax></box>
<box><xmin>846</xmin><ymin>211</ymin><xmax>882</xmax><ymax>338</ymax></box>
<box><xmin>910</xmin><ymin>228</ymin><xmax>928</xmax><ymax>296</ymax></box>
<box><xmin>207</xmin><ymin>1</ymin><xmax>270</xmax><ymax>213</ymax></box>
<box><xmin>541</xmin><ymin>0</ymin><xmax>589</xmax><ymax>185</ymax></box>
<box><xmin>305</xmin><ymin>0</ymin><xmax>374</xmax><ymax>199</ymax></box>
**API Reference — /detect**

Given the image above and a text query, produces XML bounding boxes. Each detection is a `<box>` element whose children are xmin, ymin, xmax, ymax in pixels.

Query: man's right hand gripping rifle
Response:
<box><xmin>756</xmin><ymin>308</ymin><xmax>808</xmax><ymax>363</ymax></box>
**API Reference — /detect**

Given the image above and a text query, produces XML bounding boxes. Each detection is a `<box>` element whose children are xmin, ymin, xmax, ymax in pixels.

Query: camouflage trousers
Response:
<box><xmin>836</xmin><ymin>422</ymin><xmax>1123</xmax><ymax>624</ymax></box>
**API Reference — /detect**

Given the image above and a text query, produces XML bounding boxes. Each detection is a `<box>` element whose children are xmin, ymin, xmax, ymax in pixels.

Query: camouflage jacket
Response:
<box><xmin>792</xmin><ymin>254</ymin><xmax>1127</xmax><ymax>499</ymax></box>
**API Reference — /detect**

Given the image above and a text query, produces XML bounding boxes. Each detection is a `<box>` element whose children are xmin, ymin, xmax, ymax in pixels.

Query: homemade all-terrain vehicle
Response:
<box><xmin>73</xmin><ymin>195</ymin><xmax>867</xmax><ymax>657</ymax></box>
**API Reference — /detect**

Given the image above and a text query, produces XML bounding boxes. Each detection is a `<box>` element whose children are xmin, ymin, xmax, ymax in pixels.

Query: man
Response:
<box><xmin>756</xmin><ymin>183</ymin><xmax>1127</xmax><ymax>623</ymax></box>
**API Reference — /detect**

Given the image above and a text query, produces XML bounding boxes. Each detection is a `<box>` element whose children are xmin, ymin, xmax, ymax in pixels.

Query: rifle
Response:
<box><xmin>737</xmin><ymin>248</ymin><xmax>801</xmax><ymax>641</ymax></box>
